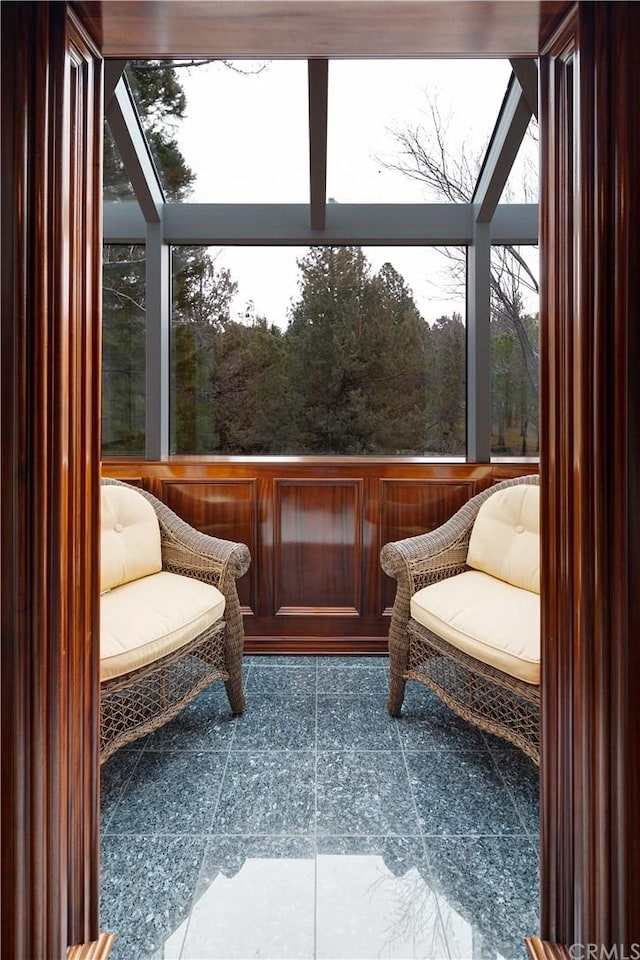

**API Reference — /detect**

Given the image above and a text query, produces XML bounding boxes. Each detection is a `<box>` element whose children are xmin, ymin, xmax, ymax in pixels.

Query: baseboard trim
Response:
<box><xmin>244</xmin><ymin>637</ymin><xmax>389</xmax><ymax>655</ymax></box>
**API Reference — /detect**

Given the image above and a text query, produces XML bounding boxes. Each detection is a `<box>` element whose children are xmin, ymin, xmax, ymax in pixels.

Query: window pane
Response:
<box><xmin>171</xmin><ymin>245</ymin><xmax>465</xmax><ymax>456</ymax></box>
<box><xmin>499</xmin><ymin>116</ymin><xmax>539</xmax><ymax>204</ymax></box>
<box><xmin>490</xmin><ymin>246</ymin><xmax>539</xmax><ymax>458</ymax></box>
<box><xmin>102</xmin><ymin>245</ymin><xmax>146</xmax><ymax>456</ymax></box>
<box><xmin>103</xmin><ymin>122</ymin><xmax>136</xmax><ymax>202</ymax></box>
<box><xmin>327</xmin><ymin>60</ymin><xmax>512</xmax><ymax>203</ymax></box>
<box><xmin>129</xmin><ymin>61</ymin><xmax>309</xmax><ymax>203</ymax></box>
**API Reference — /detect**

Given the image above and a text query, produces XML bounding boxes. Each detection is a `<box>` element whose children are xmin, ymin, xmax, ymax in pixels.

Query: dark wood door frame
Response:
<box><xmin>3</xmin><ymin>2</ymin><xmax>639</xmax><ymax>955</ymax></box>
<box><xmin>538</xmin><ymin>2</ymin><xmax>640</xmax><ymax>949</ymax></box>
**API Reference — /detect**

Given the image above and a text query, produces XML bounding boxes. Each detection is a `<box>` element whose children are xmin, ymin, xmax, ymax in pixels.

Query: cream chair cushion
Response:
<box><xmin>466</xmin><ymin>484</ymin><xmax>540</xmax><ymax>593</ymax></box>
<box><xmin>101</xmin><ymin>485</ymin><xmax>162</xmax><ymax>594</ymax></box>
<box><xmin>410</xmin><ymin>569</ymin><xmax>540</xmax><ymax>684</ymax></box>
<box><xmin>100</xmin><ymin>570</ymin><xmax>226</xmax><ymax>682</ymax></box>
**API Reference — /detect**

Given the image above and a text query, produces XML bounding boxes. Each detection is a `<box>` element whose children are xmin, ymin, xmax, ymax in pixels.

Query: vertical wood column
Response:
<box><xmin>1</xmin><ymin>3</ymin><xmax>103</xmax><ymax>957</ymax></box>
<box><xmin>539</xmin><ymin>1</ymin><xmax>640</xmax><ymax>949</ymax></box>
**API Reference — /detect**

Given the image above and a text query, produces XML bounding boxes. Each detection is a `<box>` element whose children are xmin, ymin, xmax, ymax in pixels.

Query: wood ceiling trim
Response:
<box><xmin>75</xmin><ymin>1</ymin><xmax>572</xmax><ymax>59</ymax></box>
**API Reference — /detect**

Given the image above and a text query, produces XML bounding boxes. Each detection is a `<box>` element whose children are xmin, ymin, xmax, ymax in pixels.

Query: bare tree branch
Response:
<box><xmin>130</xmin><ymin>59</ymin><xmax>268</xmax><ymax>75</ymax></box>
<box><xmin>102</xmin><ymin>285</ymin><xmax>145</xmax><ymax>313</ymax></box>
<box><xmin>380</xmin><ymin>91</ymin><xmax>540</xmax><ymax>439</ymax></box>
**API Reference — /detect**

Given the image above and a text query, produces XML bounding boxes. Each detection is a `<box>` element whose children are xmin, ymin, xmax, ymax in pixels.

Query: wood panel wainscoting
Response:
<box><xmin>101</xmin><ymin>460</ymin><xmax>538</xmax><ymax>654</ymax></box>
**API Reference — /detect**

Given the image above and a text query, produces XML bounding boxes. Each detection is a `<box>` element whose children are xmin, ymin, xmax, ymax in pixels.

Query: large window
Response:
<box><xmin>103</xmin><ymin>57</ymin><xmax>540</xmax><ymax>462</ymax></box>
<box><xmin>170</xmin><ymin>245</ymin><xmax>466</xmax><ymax>456</ymax></box>
<box><xmin>102</xmin><ymin>245</ymin><xmax>146</xmax><ymax>456</ymax></box>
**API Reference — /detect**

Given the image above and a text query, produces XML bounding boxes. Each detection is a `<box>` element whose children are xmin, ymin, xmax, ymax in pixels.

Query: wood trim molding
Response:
<box><xmin>540</xmin><ymin>0</ymin><xmax>640</xmax><ymax>947</ymax></box>
<box><xmin>67</xmin><ymin>932</ymin><xmax>116</xmax><ymax>960</ymax></box>
<box><xmin>1</xmin><ymin>3</ymin><xmax>103</xmax><ymax>955</ymax></box>
<box><xmin>525</xmin><ymin>937</ymin><xmax>573</xmax><ymax>960</ymax></box>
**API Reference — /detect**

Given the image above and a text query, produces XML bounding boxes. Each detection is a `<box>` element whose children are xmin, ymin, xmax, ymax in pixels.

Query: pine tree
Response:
<box><xmin>285</xmin><ymin>247</ymin><xmax>429</xmax><ymax>454</ymax></box>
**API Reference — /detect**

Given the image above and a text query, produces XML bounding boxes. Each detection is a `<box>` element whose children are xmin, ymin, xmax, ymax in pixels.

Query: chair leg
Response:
<box><xmin>224</xmin><ymin>673</ymin><xmax>245</xmax><ymax>714</ymax></box>
<box><xmin>387</xmin><ymin>673</ymin><xmax>406</xmax><ymax>716</ymax></box>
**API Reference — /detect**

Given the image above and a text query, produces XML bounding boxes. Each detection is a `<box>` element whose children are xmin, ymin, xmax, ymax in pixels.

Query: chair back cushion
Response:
<box><xmin>467</xmin><ymin>484</ymin><xmax>540</xmax><ymax>593</ymax></box>
<box><xmin>101</xmin><ymin>485</ymin><xmax>162</xmax><ymax>593</ymax></box>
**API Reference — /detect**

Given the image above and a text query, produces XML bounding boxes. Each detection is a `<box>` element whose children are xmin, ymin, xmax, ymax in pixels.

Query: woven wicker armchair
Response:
<box><xmin>381</xmin><ymin>475</ymin><xmax>540</xmax><ymax>763</ymax></box>
<box><xmin>100</xmin><ymin>479</ymin><xmax>251</xmax><ymax>762</ymax></box>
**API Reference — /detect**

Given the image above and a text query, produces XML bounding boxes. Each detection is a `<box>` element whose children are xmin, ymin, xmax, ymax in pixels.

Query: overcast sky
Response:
<box><xmin>174</xmin><ymin>58</ymin><xmax>537</xmax><ymax>327</ymax></box>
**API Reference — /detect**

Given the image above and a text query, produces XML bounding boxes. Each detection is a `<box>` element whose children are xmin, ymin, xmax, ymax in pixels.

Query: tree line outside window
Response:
<box><xmin>102</xmin><ymin>241</ymin><xmax>538</xmax><ymax>458</ymax></box>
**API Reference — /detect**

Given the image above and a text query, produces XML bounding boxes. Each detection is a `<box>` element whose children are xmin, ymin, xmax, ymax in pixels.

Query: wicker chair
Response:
<box><xmin>100</xmin><ymin>478</ymin><xmax>251</xmax><ymax>762</ymax></box>
<box><xmin>381</xmin><ymin>475</ymin><xmax>540</xmax><ymax>763</ymax></box>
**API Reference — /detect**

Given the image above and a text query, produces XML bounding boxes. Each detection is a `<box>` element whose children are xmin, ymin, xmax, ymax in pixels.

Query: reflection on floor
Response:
<box><xmin>100</xmin><ymin>656</ymin><xmax>540</xmax><ymax>960</ymax></box>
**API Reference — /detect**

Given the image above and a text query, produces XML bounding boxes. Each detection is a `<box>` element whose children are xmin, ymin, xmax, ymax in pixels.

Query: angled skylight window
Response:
<box><xmin>327</xmin><ymin>59</ymin><xmax>512</xmax><ymax>204</ymax></box>
<box><xmin>103</xmin><ymin>122</ymin><xmax>137</xmax><ymax>202</ymax></box>
<box><xmin>128</xmin><ymin>60</ymin><xmax>310</xmax><ymax>203</ymax></box>
<box><xmin>499</xmin><ymin>115</ymin><xmax>539</xmax><ymax>203</ymax></box>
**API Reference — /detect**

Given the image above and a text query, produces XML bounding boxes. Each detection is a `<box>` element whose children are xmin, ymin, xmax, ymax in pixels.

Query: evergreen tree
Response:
<box><xmin>102</xmin><ymin>245</ymin><xmax>146</xmax><ymax>454</ymax></box>
<box><xmin>424</xmin><ymin>313</ymin><xmax>466</xmax><ymax>454</ymax></box>
<box><xmin>285</xmin><ymin>247</ymin><xmax>428</xmax><ymax>454</ymax></box>
<box><xmin>102</xmin><ymin>64</ymin><xmax>230</xmax><ymax>454</ymax></box>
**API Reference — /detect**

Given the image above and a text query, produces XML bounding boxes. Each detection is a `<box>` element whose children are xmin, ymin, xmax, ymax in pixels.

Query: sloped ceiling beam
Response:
<box><xmin>308</xmin><ymin>59</ymin><xmax>329</xmax><ymax>230</ymax></box>
<box><xmin>104</xmin><ymin>59</ymin><xmax>127</xmax><ymax>107</ymax></box>
<box><xmin>510</xmin><ymin>57</ymin><xmax>538</xmax><ymax>120</ymax></box>
<box><xmin>472</xmin><ymin>73</ymin><xmax>533</xmax><ymax>223</ymax></box>
<box><xmin>106</xmin><ymin>76</ymin><xmax>164</xmax><ymax>223</ymax></box>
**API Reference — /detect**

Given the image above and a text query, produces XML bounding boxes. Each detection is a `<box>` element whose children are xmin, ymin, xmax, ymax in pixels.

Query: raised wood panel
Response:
<box><xmin>159</xmin><ymin>480</ymin><xmax>258</xmax><ymax>614</ymax></box>
<box><xmin>274</xmin><ymin>479</ymin><xmax>363</xmax><ymax>615</ymax></box>
<box><xmin>378</xmin><ymin>478</ymin><xmax>480</xmax><ymax>613</ymax></box>
<box><xmin>490</xmin><ymin>463</ymin><xmax>539</xmax><ymax>484</ymax></box>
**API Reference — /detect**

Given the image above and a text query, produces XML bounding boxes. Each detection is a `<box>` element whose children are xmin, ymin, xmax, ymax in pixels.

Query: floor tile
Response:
<box><xmin>181</xmin><ymin>836</ymin><xmax>315</xmax><ymax>959</ymax></box>
<box><xmin>232</xmin><ymin>693</ymin><xmax>316</xmax><ymax>750</ymax></box>
<box><xmin>100</xmin><ymin>749</ymin><xmax>142</xmax><ymax>834</ymax></box>
<box><xmin>425</xmin><ymin>835</ymin><xmax>540</xmax><ymax>960</ymax></box>
<box><xmin>143</xmin><ymin>684</ymin><xmax>237</xmax><ymax>752</ymax></box>
<box><xmin>211</xmin><ymin>751</ymin><xmax>315</xmax><ymax>835</ymax></box>
<box><xmin>106</xmin><ymin>750</ymin><xmax>227</xmax><ymax>835</ymax></box>
<box><xmin>405</xmin><ymin>750</ymin><xmax>525</xmax><ymax>836</ymax></box>
<box><xmin>100</xmin><ymin>833</ymin><xmax>206</xmax><ymax>960</ymax></box>
<box><xmin>316</xmin><ymin>836</ymin><xmax>448</xmax><ymax>959</ymax></box>
<box><xmin>490</xmin><ymin>745</ymin><xmax>540</xmax><ymax>837</ymax></box>
<box><xmin>246</xmin><ymin>664</ymin><xmax>317</xmax><ymax>695</ymax></box>
<box><xmin>317</xmin><ymin>664</ymin><xmax>388</xmax><ymax>695</ymax></box>
<box><xmin>100</xmin><ymin>654</ymin><xmax>541</xmax><ymax>960</ymax></box>
<box><xmin>317</xmin><ymin>694</ymin><xmax>399</xmax><ymax>750</ymax></box>
<box><xmin>396</xmin><ymin>682</ymin><xmax>489</xmax><ymax>752</ymax></box>
<box><xmin>317</xmin><ymin>751</ymin><xmax>420</xmax><ymax>836</ymax></box>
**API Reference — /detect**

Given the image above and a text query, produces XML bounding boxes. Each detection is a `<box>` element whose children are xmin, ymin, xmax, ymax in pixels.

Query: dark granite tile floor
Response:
<box><xmin>100</xmin><ymin>655</ymin><xmax>540</xmax><ymax>959</ymax></box>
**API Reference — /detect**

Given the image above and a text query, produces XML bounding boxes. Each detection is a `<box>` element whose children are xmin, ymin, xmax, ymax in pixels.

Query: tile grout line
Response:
<box><xmin>314</xmin><ymin>656</ymin><xmax>319</xmax><ymax>960</ymax></box>
<box><xmin>100</xmin><ymin>749</ymin><xmax>145</xmax><ymax>837</ymax></box>
<box><xmin>176</xmin><ymin>661</ymin><xmax>246</xmax><ymax>960</ymax></box>
<box><xmin>393</xmin><ymin>692</ymin><xmax>454</xmax><ymax>960</ymax></box>
<box><xmin>482</xmin><ymin>734</ymin><xmax>540</xmax><ymax>845</ymax></box>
